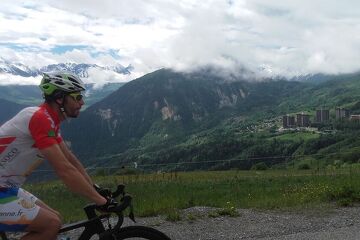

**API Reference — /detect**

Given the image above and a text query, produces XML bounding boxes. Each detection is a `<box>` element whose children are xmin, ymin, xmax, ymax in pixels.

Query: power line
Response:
<box><xmin>30</xmin><ymin>150</ymin><xmax>360</xmax><ymax>174</ymax></box>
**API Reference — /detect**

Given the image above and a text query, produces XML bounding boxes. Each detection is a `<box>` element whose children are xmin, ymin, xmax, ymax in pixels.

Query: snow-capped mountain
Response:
<box><xmin>39</xmin><ymin>63</ymin><xmax>133</xmax><ymax>78</ymax></box>
<box><xmin>0</xmin><ymin>58</ymin><xmax>40</xmax><ymax>77</ymax></box>
<box><xmin>0</xmin><ymin>58</ymin><xmax>133</xmax><ymax>78</ymax></box>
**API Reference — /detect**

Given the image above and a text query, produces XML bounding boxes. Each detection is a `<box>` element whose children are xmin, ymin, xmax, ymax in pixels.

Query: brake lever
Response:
<box><xmin>112</xmin><ymin>185</ymin><xmax>136</xmax><ymax>222</ymax></box>
<box><xmin>129</xmin><ymin>203</ymin><xmax>136</xmax><ymax>223</ymax></box>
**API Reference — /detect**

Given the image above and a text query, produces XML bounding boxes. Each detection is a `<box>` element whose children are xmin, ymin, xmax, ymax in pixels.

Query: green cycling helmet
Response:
<box><xmin>39</xmin><ymin>71</ymin><xmax>86</xmax><ymax>96</ymax></box>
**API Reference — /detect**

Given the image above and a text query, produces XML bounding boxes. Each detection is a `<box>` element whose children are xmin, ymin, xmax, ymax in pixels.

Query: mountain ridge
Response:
<box><xmin>0</xmin><ymin>57</ymin><xmax>133</xmax><ymax>78</ymax></box>
<box><xmin>60</xmin><ymin>68</ymin><xmax>360</xmax><ymax>170</ymax></box>
<box><xmin>61</xmin><ymin>69</ymin><xmax>311</xmax><ymax>162</ymax></box>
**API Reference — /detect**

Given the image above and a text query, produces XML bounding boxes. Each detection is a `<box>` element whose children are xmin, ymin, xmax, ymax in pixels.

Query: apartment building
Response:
<box><xmin>315</xmin><ymin>109</ymin><xmax>330</xmax><ymax>123</ymax></box>
<box><xmin>282</xmin><ymin>115</ymin><xmax>296</xmax><ymax>128</ymax></box>
<box><xmin>335</xmin><ymin>107</ymin><xmax>350</xmax><ymax>120</ymax></box>
<box><xmin>296</xmin><ymin>113</ymin><xmax>310</xmax><ymax>127</ymax></box>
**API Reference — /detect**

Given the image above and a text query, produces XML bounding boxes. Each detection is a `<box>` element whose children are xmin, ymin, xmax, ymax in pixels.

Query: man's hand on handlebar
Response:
<box><xmin>94</xmin><ymin>184</ymin><xmax>118</xmax><ymax>212</ymax></box>
<box><xmin>96</xmin><ymin>198</ymin><xmax>118</xmax><ymax>212</ymax></box>
<box><xmin>92</xmin><ymin>184</ymin><xmax>135</xmax><ymax>222</ymax></box>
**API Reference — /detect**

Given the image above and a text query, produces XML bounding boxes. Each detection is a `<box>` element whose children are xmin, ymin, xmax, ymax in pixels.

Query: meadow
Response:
<box><xmin>26</xmin><ymin>168</ymin><xmax>360</xmax><ymax>223</ymax></box>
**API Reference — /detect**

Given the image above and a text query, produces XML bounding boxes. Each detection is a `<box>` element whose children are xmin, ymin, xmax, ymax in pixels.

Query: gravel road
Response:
<box><xmin>8</xmin><ymin>206</ymin><xmax>360</xmax><ymax>239</ymax></box>
<box><xmin>123</xmin><ymin>206</ymin><xmax>360</xmax><ymax>240</ymax></box>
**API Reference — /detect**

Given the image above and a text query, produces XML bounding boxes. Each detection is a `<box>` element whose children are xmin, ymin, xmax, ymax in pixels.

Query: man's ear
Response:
<box><xmin>55</xmin><ymin>97</ymin><xmax>64</xmax><ymax>105</ymax></box>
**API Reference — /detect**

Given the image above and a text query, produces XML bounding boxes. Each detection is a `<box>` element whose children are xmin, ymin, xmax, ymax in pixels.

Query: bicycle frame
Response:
<box><xmin>59</xmin><ymin>216</ymin><xmax>107</xmax><ymax>240</ymax></box>
<box><xmin>59</xmin><ymin>203</ymin><xmax>124</xmax><ymax>240</ymax></box>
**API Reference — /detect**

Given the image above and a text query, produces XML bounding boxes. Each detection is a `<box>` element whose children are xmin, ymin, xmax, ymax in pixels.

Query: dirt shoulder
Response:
<box><xmin>128</xmin><ymin>206</ymin><xmax>360</xmax><ymax>240</ymax></box>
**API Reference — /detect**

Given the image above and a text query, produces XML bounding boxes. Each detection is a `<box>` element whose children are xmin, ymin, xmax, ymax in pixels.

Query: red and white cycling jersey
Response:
<box><xmin>0</xmin><ymin>103</ymin><xmax>62</xmax><ymax>187</ymax></box>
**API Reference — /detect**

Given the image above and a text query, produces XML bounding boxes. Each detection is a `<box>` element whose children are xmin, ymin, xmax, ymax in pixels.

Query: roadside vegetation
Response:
<box><xmin>26</xmin><ymin>168</ymin><xmax>360</xmax><ymax>223</ymax></box>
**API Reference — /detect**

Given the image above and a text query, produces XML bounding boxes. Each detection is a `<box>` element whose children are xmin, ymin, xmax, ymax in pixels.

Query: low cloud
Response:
<box><xmin>85</xmin><ymin>68</ymin><xmax>139</xmax><ymax>89</ymax></box>
<box><xmin>0</xmin><ymin>74</ymin><xmax>42</xmax><ymax>86</ymax></box>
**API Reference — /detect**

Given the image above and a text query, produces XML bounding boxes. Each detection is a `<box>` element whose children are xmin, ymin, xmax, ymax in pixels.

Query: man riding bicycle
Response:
<box><xmin>0</xmin><ymin>72</ymin><xmax>112</xmax><ymax>239</ymax></box>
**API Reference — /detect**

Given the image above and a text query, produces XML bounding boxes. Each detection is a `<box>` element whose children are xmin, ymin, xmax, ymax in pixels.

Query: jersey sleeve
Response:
<box><xmin>28</xmin><ymin>111</ymin><xmax>63</xmax><ymax>149</ymax></box>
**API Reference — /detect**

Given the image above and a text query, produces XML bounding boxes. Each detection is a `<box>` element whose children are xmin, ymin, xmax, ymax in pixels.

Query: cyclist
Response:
<box><xmin>0</xmin><ymin>72</ymin><xmax>111</xmax><ymax>240</ymax></box>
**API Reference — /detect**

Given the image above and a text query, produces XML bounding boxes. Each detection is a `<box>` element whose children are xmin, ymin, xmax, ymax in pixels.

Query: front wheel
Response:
<box><xmin>112</xmin><ymin>226</ymin><xmax>171</xmax><ymax>240</ymax></box>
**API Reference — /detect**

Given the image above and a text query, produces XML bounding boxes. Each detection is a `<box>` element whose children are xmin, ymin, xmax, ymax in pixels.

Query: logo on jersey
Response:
<box><xmin>19</xmin><ymin>199</ymin><xmax>36</xmax><ymax>209</ymax></box>
<box><xmin>48</xmin><ymin>130</ymin><xmax>56</xmax><ymax>137</ymax></box>
<box><xmin>0</xmin><ymin>136</ymin><xmax>16</xmax><ymax>155</ymax></box>
<box><xmin>0</xmin><ymin>148</ymin><xmax>20</xmax><ymax>169</ymax></box>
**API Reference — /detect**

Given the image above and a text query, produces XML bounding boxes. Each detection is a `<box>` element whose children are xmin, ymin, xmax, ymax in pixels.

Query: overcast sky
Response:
<box><xmin>1</xmin><ymin>0</ymin><xmax>360</xmax><ymax>85</ymax></box>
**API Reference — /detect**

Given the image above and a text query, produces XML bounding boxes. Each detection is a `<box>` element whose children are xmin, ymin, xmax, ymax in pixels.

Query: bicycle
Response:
<box><xmin>0</xmin><ymin>184</ymin><xmax>171</xmax><ymax>240</ymax></box>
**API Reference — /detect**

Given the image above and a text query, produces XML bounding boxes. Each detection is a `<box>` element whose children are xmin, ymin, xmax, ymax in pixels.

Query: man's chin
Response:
<box><xmin>66</xmin><ymin>113</ymin><xmax>80</xmax><ymax>118</ymax></box>
<box><xmin>65</xmin><ymin>109</ymin><xmax>81</xmax><ymax>118</ymax></box>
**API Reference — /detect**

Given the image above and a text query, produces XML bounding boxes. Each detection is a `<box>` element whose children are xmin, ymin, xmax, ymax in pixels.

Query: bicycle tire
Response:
<box><xmin>113</xmin><ymin>226</ymin><xmax>171</xmax><ymax>240</ymax></box>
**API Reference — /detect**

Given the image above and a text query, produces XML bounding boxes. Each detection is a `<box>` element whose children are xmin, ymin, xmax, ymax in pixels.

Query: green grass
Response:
<box><xmin>271</xmin><ymin>132</ymin><xmax>320</xmax><ymax>141</ymax></box>
<box><xmin>25</xmin><ymin>169</ymin><xmax>360</xmax><ymax>223</ymax></box>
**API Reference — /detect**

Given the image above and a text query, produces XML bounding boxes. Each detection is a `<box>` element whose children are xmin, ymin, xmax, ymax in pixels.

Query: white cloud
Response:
<box><xmin>1</xmin><ymin>0</ymin><xmax>360</xmax><ymax>85</ymax></box>
<box><xmin>85</xmin><ymin>68</ymin><xmax>141</xmax><ymax>88</ymax></box>
<box><xmin>0</xmin><ymin>73</ymin><xmax>42</xmax><ymax>86</ymax></box>
<box><xmin>0</xmin><ymin>69</ymin><xmax>137</xmax><ymax>87</ymax></box>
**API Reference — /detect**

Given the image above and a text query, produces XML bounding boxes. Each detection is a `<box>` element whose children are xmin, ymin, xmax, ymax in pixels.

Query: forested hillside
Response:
<box><xmin>60</xmin><ymin>69</ymin><xmax>360</xmax><ymax>171</ymax></box>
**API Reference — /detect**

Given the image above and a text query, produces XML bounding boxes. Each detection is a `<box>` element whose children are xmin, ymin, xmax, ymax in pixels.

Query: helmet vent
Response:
<box><xmin>55</xmin><ymin>81</ymin><xmax>65</xmax><ymax>85</ymax></box>
<box><xmin>68</xmin><ymin>77</ymin><xmax>78</xmax><ymax>83</ymax></box>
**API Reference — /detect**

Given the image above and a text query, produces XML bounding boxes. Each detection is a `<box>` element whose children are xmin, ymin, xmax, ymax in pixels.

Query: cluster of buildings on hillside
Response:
<box><xmin>282</xmin><ymin>107</ymin><xmax>360</xmax><ymax>128</ymax></box>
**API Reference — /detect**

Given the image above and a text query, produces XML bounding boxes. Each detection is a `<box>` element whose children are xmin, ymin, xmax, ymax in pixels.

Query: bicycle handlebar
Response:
<box><xmin>94</xmin><ymin>184</ymin><xmax>132</xmax><ymax>213</ymax></box>
<box><xmin>113</xmin><ymin>194</ymin><xmax>132</xmax><ymax>212</ymax></box>
<box><xmin>86</xmin><ymin>184</ymin><xmax>135</xmax><ymax>226</ymax></box>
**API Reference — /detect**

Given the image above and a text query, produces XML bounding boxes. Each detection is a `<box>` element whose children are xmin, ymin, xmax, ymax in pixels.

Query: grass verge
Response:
<box><xmin>25</xmin><ymin>170</ymin><xmax>360</xmax><ymax>223</ymax></box>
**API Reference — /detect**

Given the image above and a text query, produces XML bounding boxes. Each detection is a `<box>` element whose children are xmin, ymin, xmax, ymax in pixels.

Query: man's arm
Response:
<box><xmin>40</xmin><ymin>144</ymin><xmax>107</xmax><ymax>206</ymax></box>
<box><xmin>59</xmin><ymin>141</ymin><xmax>93</xmax><ymax>184</ymax></box>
